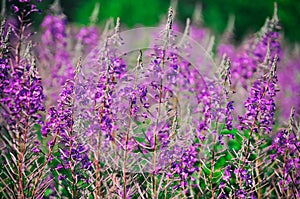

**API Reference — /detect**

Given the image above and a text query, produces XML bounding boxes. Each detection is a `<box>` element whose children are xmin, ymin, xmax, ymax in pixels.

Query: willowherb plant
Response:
<box><xmin>0</xmin><ymin>1</ymin><xmax>300</xmax><ymax>199</ymax></box>
<box><xmin>0</xmin><ymin>1</ymin><xmax>50</xmax><ymax>198</ymax></box>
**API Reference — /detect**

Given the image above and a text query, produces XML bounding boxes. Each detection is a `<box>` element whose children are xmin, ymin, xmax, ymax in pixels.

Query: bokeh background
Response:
<box><xmin>2</xmin><ymin>0</ymin><xmax>300</xmax><ymax>43</ymax></box>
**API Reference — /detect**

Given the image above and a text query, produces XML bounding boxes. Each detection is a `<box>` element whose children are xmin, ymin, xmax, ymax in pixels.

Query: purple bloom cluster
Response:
<box><xmin>40</xmin><ymin>14</ymin><xmax>74</xmax><ymax>104</ymax></box>
<box><xmin>270</xmin><ymin>110</ymin><xmax>300</xmax><ymax>196</ymax></box>
<box><xmin>252</xmin><ymin>12</ymin><xmax>281</xmax><ymax>65</ymax></box>
<box><xmin>218</xmin><ymin>8</ymin><xmax>281</xmax><ymax>91</ymax></box>
<box><xmin>77</xmin><ymin>26</ymin><xmax>100</xmax><ymax>47</ymax></box>
<box><xmin>94</xmin><ymin>57</ymin><xmax>127</xmax><ymax>141</ymax></box>
<box><xmin>2</xmin><ymin>62</ymin><xmax>45</xmax><ymax>126</ymax></box>
<box><xmin>231</xmin><ymin>53</ymin><xmax>256</xmax><ymax>90</ymax></box>
<box><xmin>170</xmin><ymin>144</ymin><xmax>199</xmax><ymax>189</ymax></box>
<box><xmin>0</xmin><ymin>58</ymin><xmax>10</xmax><ymax>95</ymax></box>
<box><xmin>239</xmin><ymin>57</ymin><xmax>278</xmax><ymax>133</ymax></box>
<box><xmin>0</xmin><ymin>14</ymin><xmax>47</xmax><ymax>197</ymax></box>
<box><xmin>42</xmin><ymin>79</ymin><xmax>92</xmax><ymax>196</ymax></box>
<box><xmin>220</xmin><ymin>165</ymin><xmax>254</xmax><ymax>198</ymax></box>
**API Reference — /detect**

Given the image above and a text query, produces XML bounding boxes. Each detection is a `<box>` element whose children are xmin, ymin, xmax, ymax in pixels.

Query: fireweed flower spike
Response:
<box><xmin>119</xmin><ymin>50</ymin><xmax>144</xmax><ymax>199</ymax></box>
<box><xmin>39</xmin><ymin>0</ymin><xmax>73</xmax><ymax>105</ymax></box>
<box><xmin>0</xmin><ymin>47</ymin><xmax>46</xmax><ymax>198</ymax></box>
<box><xmin>231</xmin><ymin>56</ymin><xmax>279</xmax><ymax>198</ymax></box>
<box><xmin>239</xmin><ymin>55</ymin><xmax>279</xmax><ymax>134</ymax></box>
<box><xmin>151</xmin><ymin>7</ymin><xmax>174</xmax><ymax>199</ymax></box>
<box><xmin>218</xmin><ymin>3</ymin><xmax>281</xmax><ymax>91</ymax></box>
<box><xmin>90</xmin><ymin>17</ymin><xmax>127</xmax><ymax>198</ymax></box>
<box><xmin>0</xmin><ymin>4</ymin><xmax>48</xmax><ymax>198</ymax></box>
<box><xmin>42</xmin><ymin>59</ymin><xmax>92</xmax><ymax>197</ymax></box>
<box><xmin>219</xmin><ymin>55</ymin><xmax>234</xmax><ymax>132</ymax></box>
<box><xmin>251</xmin><ymin>3</ymin><xmax>281</xmax><ymax>70</ymax></box>
<box><xmin>270</xmin><ymin>107</ymin><xmax>300</xmax><ymax>198</ymax></box>
<box><xmin>253</xmin><ymin>3</ymin><xmax>281</xmax><ymax>65</ymax></box>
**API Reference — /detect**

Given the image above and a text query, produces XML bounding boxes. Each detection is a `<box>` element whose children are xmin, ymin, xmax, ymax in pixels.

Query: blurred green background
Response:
<box><xmin>3</xmin><ymin>0</ymin><xmax>300</xmax><ymax>43</ymax></box>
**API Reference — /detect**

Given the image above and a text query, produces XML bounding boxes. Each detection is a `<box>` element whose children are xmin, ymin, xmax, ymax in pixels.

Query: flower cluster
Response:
<box><xmin>40</xmin><ymin>12</ymin><xmax>74</xmax><ymax>104</ymax></box>
<box><xmin>239</xmin><ymin>57</ymin><xmax>278</xmax><ymax>133</ymax></box>
<box><xmin>2</xmin><ymin>60</ymin><xmax>45</xmax><ymax>126</ymax></box>
<box><xmin>77</xmin><ymin>26</ymin><xmax>100</xmax><ymax>47</ymax></box>
<box><xmin>1</xmin><ymin>1</ymin><xmax>300</xmax><ymax>198</ymax></box>
<box><xmin>0</xmin><ymin>58</ymin><xmax>10</xmax><ymax>95</ymax></box>
<box><xmin>0</xmin><ymin>16</ymin><xmax>46</xmax><ymax>198</ymax></box>
<box><xmin>169</xmin><ymin>144</ymin><xmax>199</xmax><ymax>189</ymax></box>
<box><xmin>218</xmin><ymin>6</ymin><xmax>281</xmax><ymax>91</ymax></box>
<box><xmin>42</xmin><ymin>78</ymin><xmax>92</xmax><ymax>196</ymax></box>
<box><xmin>270</xmin><ymin>109</ymin><xmax>300</xmax><ymax>196</ymax></box>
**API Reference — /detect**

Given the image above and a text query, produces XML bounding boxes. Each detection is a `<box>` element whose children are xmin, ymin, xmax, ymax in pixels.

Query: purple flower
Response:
<box><xmin>11</xmin><ymin>5</ymin><xmax>19</xmax><ymax>13</ymax></box>
<box><xmin>0</xmin><ymin>2</ymin><xmax>51</xmax><ymax>195</ymax></box>
<box><xmin>58</xmin><ymin>174</ymin><xmax>66</xmax><ymax>181</ymax></box>
<box><xmin>221</xmin><ymin>8</ymin><xmax>281</xmax><ymax>91</ymax></box>
<box><xmin>223</xmin><ymin>165</ymin><xmax>232</xmax><ymax>182</ymax></box>
<box><xmin>252</xmin><ymin>16</ymin><xmax>281</xmax><ymax>64</ymax></box>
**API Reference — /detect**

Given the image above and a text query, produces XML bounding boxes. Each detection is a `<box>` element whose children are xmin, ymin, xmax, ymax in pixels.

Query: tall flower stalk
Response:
<box><xmin>0</xmin><ymin>1</ymin><xmax>48</xmax><ymax>198</ymax></box>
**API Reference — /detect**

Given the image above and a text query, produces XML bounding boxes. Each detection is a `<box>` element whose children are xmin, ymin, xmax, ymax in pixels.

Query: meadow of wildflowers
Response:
<box><xmin>0</xmin><ymin>0</ymin><xmax>299</xmax><ymax>198</ymax></box>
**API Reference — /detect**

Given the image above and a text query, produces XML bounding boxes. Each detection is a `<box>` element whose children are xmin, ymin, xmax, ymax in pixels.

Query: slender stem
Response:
<box><xmin>68</xmin><ymin>62</ymin><xmax>82</xmax><ymax>199</ymax></box>
<box><xmin>16</xmin><ymin>12</ymin><xmax>24</xmax><ymax>64</ymax></box>
<box><xmin>210</xmin><ymin>119</ymin><xmax>219</xmax><ymax>199</ymax></box>
<box><xmin>18</xmin><ymin>63</ymin><xmax>32</xmax><ymax>198</ymax></box>
<box><xmin>18</xmin><ymin>115</ymin><xmax>29</xmax><ymax>199</ymax></box>
<box><xmin>281</xmin><ymin>125</ymin><xmax>294</xmax><ymax>198</ymax></box>
<box><xmin>123</xmin><ymin>101</ymin><xmax>133</xmax><ymax>199</ymax></box>
<box><xmin>95</xmin><ymin>125</ymin><xmax>102</xmax><ymax>198</ymax></box>
<box><xmin>255</xmin><ymin>136</ymin><xmax>262</xmax><ymax>199</ymax></box>
<box><xmin>68</xmin><ymin>121</ymin><xmax>77</xmax><ymax>199</ymax></box>
<box><xmin>239</xmin><ymin>119</ymin><xmax>255</xmax><ymax>188</ymax></box>
<box><xmin>16</xmin><ymin>15</ymin><xmax>25</xmax><ymax>198</ymax></box>
<box><xmin>94</xmin><ymin>104</ymin><xmax>103</xmax><ymax>198</ymax></box>
<box><xmin>152</xmin><ymin>9</ymin><xmax>173</xmax><ymax>197</ymax></box>
<box><xmin>95</xmin><ymin>44</ymin><xmax>112</xmax><ymax>197</ymax></box>
<box><xmin>123</xmin><ymin>51</ymin><xmax>142</xmax><ymax>199</ymax></box>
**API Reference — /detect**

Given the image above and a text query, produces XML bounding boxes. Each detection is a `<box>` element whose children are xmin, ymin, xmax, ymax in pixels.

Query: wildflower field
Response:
<box><xmin>0</xmin><ymin>0</ymin><xmax>299</xmax><ymax>198</ymax></box>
